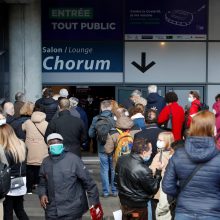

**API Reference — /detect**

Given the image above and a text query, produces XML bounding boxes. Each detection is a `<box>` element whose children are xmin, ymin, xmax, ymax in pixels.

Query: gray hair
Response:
<box><xmin>15</xmin><ymin>92</ymin><xmax>25</xmax><ymax>102</ymax></box>
<box><xmin>148</xmin><ymin>85</ymin><xmax>157</xmax><ymax>93</ymax></box>
<box><xmin>131</xmin><ymin>90</ymin><xmax>142</xmax><ymax>97</ymax></box>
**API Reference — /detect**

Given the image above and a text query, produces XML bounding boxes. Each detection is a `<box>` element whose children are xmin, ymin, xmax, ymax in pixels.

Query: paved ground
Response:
<box><xmin>15</xmin><ymin>156</ymin><xmax>121</xmax><ymax>220</ymax></box>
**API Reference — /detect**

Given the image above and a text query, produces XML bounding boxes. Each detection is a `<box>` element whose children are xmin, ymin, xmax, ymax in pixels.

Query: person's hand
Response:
<box><xmin>40</xmin><ymin>195</ymin><xmax>49</xmax><ymax>209</ymax></box>
<box><xmin>156</xmin><ymin>161</ymin><xmax>164</xmax><ymax>171</ymax></box>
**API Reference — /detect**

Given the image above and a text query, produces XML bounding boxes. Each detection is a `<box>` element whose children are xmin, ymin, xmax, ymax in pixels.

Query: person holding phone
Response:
<box><xmin>150</xmin><ymin>131</ymin><xmax>175</xmax><ymax>220</ymax></box>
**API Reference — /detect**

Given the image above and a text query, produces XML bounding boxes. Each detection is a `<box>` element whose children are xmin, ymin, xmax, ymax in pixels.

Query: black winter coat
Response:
<box><xmin>38</xmin><ymin>152</ymin><xmax>99</xmax><ymax>219</ymax></box>
<box><xmin>37</xmin><ymin>97</ymin><xmax>58</xmax><ymax>122</ymax></box>
<box><xmin>10</xmin><ymin>115</ymin><xmax>30</xmax><ymax>141</ymax></box>
<box><xmin>5</xmin><ymin>151</ymin><xmax>26</xmax><ymax>177</ymax></box>
<box><xmin>45</xmin><ymin>110</ymin><xmax>87</xmax><ymax>157</ymax></box>
<box><xmin>162</xmin><ymin>136</ymin><xmax>220</xmax><ymax>218</ymax></box>
<box><xmin>115</xmin><ymin>153</ymin><xmax>162</xmax><ymax>208</ymax></box>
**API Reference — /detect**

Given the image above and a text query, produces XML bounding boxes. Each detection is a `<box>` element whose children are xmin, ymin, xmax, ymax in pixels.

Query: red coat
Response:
<box><xmin>187</xmin><ymin>99</ymin><xmax>201</xmax><ymax>128</ymax></box>
<box><xmin>158</xmin><ymin>102</ymin><xmax>185</xmax><ymax>141</ymax></box>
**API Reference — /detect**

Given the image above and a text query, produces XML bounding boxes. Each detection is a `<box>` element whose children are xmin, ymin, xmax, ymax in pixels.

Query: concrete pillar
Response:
<box><xmin>9</xmin><ymin>0</ymin><xmax>42</xmax><ymax>102</ymax></box>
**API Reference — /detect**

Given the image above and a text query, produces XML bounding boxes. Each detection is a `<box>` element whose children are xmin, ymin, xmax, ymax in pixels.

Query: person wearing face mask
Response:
<box><xmin>38</xmin><ymin>133</ymin><xmax>101</xmax><ymax>220</ymax></box>
<box><xmin>149</xmin><ymin>131</ymin><xmax>174</xmax><ymax>220</ymax></box>
<box><xmin>186</xmin><ymin>91</ymin><xmax>201</xmax><ymax>129</ymax></box>
<box><xmin>114</xmin><ymin>137</ymin><xmax>163</xmax><ymax>220</ymax></box>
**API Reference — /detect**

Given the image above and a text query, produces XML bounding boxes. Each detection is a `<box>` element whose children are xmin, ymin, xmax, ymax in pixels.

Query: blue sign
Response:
<box><xmin>42</xmin><ymin>42</ymin><xmax>123</xmax><ymax>72</ymax></box>
<box><xmin>125</xmin><ymin>0</ymin><xmax>207</xmax><ymax>40</ymax></box>
<box><xmin>42</xmin><ymin>0</ymin><xmax>123</xmax><ymax>41</ymax></box>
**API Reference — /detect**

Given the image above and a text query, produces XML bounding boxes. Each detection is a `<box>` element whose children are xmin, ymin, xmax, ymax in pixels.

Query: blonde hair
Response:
<box><xmin>134</xmin><ymin>97</ymin><xmax>147</xmax><ymax>106</ymax></box>
<box><xmin>189</xmin><ymin>111</ymin><xmax>215</xmax><ymax>137</ymax></box>
<box><xmin>20</xmin><ymin>102</ymin><xmax>34</xmax><ymax>116</ymax></box>
<box><xmin>158</xmin><ymin>132</ymin><xmax>174</xmax><ymax>150</ymax></box>
<box><xmin>0</xmin><ymin>124</ymin><xmax>26</xmax><ymax>163</ymax></box>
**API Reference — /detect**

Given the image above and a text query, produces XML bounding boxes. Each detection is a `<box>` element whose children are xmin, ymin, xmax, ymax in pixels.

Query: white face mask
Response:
<box><xmin>0</xmin><ymin>118</ymin><xmax>6</xmax><ymax>126</ymax></box>
<box><xmin>188</xmin><ymin>97</ymin><xmax>194</xmax><ymax>103</ymax></box>
<box><xmin>157</xmin><ymin>140</ymin><xmax>165</xmax><ymax>149</ymax></box>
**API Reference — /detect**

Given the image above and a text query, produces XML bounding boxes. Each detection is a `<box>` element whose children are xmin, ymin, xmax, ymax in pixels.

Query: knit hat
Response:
<box><xmin>47</xmin><ymin>133</ymin><xmax>63</xmax><ymax>143</ymax></box>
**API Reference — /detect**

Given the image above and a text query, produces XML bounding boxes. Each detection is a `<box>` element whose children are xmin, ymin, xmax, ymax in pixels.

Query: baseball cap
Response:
<box><xmin>59</xmin><ymin>88</ymin><xmax>69</xmax><ymax>98</ymax></box>
<box><xmin>47</xmin><ymin>133</ymin><xmax>63</xmax><ymax>143</ymax></box>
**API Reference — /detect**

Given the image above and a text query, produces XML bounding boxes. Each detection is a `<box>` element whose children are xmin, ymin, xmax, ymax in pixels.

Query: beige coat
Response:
<box><xmin>22</xmin><ymin>111</ymin><xmax>48</xmax><ymax>165</ymax></box>
<box><xmin>156</xmin><ymin>183</ymin><xmax>172</xmax><ymax>220</ymax></box>
<box><xmin>150</xmin><ymin>151</ymin><xmax>171</xmax><ymax>200</ymax></box>
<box><xmin>150</xmin><ymin>151</ymin><xmax>172</xmax><ymax>220</ymax></box>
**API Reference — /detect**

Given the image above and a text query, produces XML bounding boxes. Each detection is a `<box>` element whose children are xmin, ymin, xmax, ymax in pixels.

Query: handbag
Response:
<box><xmin>166</xmin><ymin>105</ymin><xmax>172</xmax><ymax>130</ymax></box>
<box><xmin>10</xmin><ymin>164</ymin><xmax>24</xmax><ymax>190</ymax></box>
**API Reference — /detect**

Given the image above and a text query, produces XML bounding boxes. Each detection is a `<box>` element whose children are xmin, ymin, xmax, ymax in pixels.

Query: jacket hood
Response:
<box><xmin>31</xmin><ymin>111</ymin><xmax>46</xmax><ymax>123</ymax></box>
<box><xmin>100</xmin><ymin>110</ymin><xmax>112</xmax><ymax>117</ymax></box>
<box><xmin>147</xmin><ymin>93</ymin><xmax>161</xmax><ymax>104</ymax></box>
<box><xmin>116</xmin><ymin>116</ymin><xmax>134</xmax><ymax>129</ymax></box>
<box><xmin>185</xmin><ymin>136</ymin><xmax>218</xmax><ymax>163</ymax></box>
<box><xmin>41</xmin><ymin>97</ymin><xmax>57</xmax><ymax>105</ymax></box>
<box><xmin>131</xmin><ymin>113</ymin><xmax>145</xmax><ymax>120</ymax></box>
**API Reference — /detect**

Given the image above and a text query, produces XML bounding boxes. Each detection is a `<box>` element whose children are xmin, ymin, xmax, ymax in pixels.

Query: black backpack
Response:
<box><xmin>195</xmin><ymin>102</ymin><xmax>209</xmax><ymax>111</ymax></box>
<box><xmin>95</xmin><ymin>116</ymin><xmax>115</xmax><ymax>145</ymax></box>
<box><xmin>0</xmin><ymin>162</ymin><xmax>11</xmax><ymax>199</ymax></box>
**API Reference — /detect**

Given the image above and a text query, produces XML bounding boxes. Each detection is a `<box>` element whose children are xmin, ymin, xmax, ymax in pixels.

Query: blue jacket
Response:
<box><xmin>89</xmin><ymin>110</ymin><xmax>114</xmax><ymax>153</ymax></box>
<box><xmin>146</xmin><ymin>93</ymin><xmax>166</xmax><ymax>114</ymax></box>
<box><xmin>162</xmin><ymin>136</ymin><xmax>220</xmax><ymax>217</ymax></box>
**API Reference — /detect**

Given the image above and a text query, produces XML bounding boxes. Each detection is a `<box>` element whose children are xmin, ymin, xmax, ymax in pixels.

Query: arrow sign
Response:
<box><xmin>131</xmin><ymin>52</ymin><xmax>156</xmax><ymax>73</ymax></box>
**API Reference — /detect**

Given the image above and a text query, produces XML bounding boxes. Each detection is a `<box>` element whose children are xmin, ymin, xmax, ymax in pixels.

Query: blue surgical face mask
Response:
<box><xmin>143</xmin><ymin>155</ymin><xmax>151</xmax><ymax>162</ymax></box>
<box><xmin>49</xmin><ymin>144</ymin><xmax>64</xmax><ymax>155</ymax></box>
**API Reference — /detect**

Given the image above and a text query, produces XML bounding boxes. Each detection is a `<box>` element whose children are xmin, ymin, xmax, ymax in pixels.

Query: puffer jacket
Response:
<box><xmin>104</xmin><ymin>116</ymin><xmax>140</xmax><ymax>156</ymax></box>
<box><xmin>39</xmin><ymin>97</ymin><xmax>58</xmax><ymax>122</ymax></box>
<box><xmin>162</xmin><ymin>136</ymin><xmax>220</xmax><ymax>217</ymax></box>
<box><xmin>22</xmin><ymin>111</ymin><xmax>48</xmax><ymax>165</ymax></box>
<box><xmin>115</xmin><ymin>153</ymin><xmax>162</xmax><ymax>208</ymax></box>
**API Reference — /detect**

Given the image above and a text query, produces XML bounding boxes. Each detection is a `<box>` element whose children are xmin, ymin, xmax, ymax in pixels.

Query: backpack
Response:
<box><xmin>95</xmin><ymin>116</ymin><xmax>115</xmax><ymax>145</ymax></box>
<box><xmin>197</xmin><ymin>102</ymin><xmax>209</xmax><ymax>111</ymax></box>
<box><xmin>114</xmin><ymin>128</ymin><xmax>133</xmax><ymax>163</ymax></box>
<box><xmin>0</xmin><ymin>162</ymin><xmax>11</xmax><ymax>199</ymax></box>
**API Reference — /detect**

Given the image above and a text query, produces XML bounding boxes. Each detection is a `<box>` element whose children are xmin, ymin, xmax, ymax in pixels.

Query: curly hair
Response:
<box><xmin>165</xmin><ymin>92</ymin><xmax>178</xmax><ymax>103</ymax></box>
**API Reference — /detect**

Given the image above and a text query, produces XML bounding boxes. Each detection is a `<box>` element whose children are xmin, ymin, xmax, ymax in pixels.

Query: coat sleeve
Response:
<box><xmin>158</xmin><ymin>106</ymin><xmax>169</xmax><ymax>125</ymax></box>
<box><xmin>149</xmin><ymin>153</ymin><xmax>160</xmax><ymax>175</ymax></box>
<box><xmin>162</xmin><ymin>158</ymin><xmax>178</xmax><ymax>197</ymax></box>
<box><xmin>80</xmin><ymin>120</ymin><xmax>88</xmax><ymax>143</ymax></box>
<box><xmin>75</xmin><ymin>157</ymin><xmax>100</xmax><ymax>206</ymax></box>
<box><xmin>38</xmin><ymin>162</ymin><xmax>48</xmax><ymax>198</ymax></box>
<box><xmin>187</xmin><ymin>102</ymin><xmax>200</xmax><ymax>127</ymax></box>
<box><xmin>44</xmin><ymin>120</ymin><xmax>56</xmax><ymax>142</ymax></box>
<box><xmin>139</xmin><ymin>168</ymin><xmax>162</xmax><ymax>196</ymax></box>
<box><xmin>88</xmin><ymin>117</ymin><xmax>97</xmax><ymax>139</ymax></box>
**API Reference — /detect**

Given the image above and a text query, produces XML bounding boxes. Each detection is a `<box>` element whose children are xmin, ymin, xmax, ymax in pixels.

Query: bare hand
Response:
<box><xmin>156</xmin><ymin>161</ymin><xmax>164</xmax><ymax>170</ymax></box>
<box><xmin>40</xmin><ymin>195</ymin><xmax>49</xmax><ymax>209</ymax></box>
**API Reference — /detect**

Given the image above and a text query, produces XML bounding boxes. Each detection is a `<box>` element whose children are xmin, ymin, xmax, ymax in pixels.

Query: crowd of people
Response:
<box><xmin>0</xmin><ymin>85</ymin><xmax>219</xmax><ymax>220</ymax></box>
